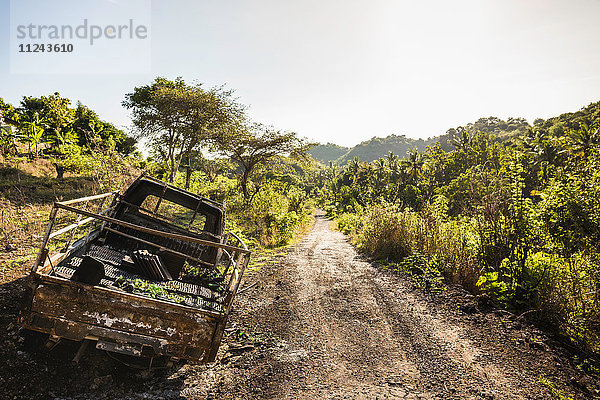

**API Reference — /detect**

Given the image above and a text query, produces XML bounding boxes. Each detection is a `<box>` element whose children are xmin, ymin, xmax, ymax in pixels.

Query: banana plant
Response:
<box><xmin>18</xmin><ymin>112</ymin><xmax>47</xmax><ymax>158</ymax></box>
<box><xmin>0</xmin><ymin>125</ymin><xmax>18</xmax><ymax>155</ymax></box>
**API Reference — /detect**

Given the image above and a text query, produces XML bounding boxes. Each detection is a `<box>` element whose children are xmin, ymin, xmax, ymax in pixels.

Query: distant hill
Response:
<box><xmin>336</xmin><ymin>134</ymin><xmax>435</xmax><ymax>164</ymax></box>
<box><xmin>446</xmin><ymin>116</ymin><xmax>530</xmax><ymax>140</ymax></box>
<box><xmin>309</xmin><ymin>118</ymin><xmax>531</xmax><ymax>165</ymax></box>
<box><xmin>308</xmin><ymin>106</ymin><xmax>600</xmax><ymax>165</ymax></box>
<box><xmin>308</xmin><ymin>135</ymin><xmax>437</xmax><ymax>165</ymax></box>
<box><xmin>308</xmin><ymin>143</ymin><xmax>349</xmax><ymax>164</ymax></box>
<box><xmin>536</xmin><ymin>100</ymin><xmax>600</xmax><ymax>134</ymax></box>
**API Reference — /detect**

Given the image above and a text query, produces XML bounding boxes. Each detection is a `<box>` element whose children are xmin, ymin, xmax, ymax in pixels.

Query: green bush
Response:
<box><xmin>335</xmin><ymin>212</ymin><xmax>362</xmax><ymax>236</ymax></box>
<box><xmin>385</xmin><ymin>253</ymin><xmax>445</xmax><ymax>292</ymax></box>
<box><xmin>177</xmin><ymin>171</ymin><xmax>311</xmax><ymax>248</ymax></box>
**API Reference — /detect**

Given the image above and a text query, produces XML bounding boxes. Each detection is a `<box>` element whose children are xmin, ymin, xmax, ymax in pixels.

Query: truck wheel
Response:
<box><xmin>21</xmin><ymin>329</ymin><xmax>49</xmax><ymax>353</ymax></box>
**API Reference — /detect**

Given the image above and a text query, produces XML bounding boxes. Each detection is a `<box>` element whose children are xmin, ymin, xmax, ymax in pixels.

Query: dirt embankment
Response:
<box><xmin>0</xmin><ymin>212</ymin><xmax>598</xmax><ymax>399</ymax></box>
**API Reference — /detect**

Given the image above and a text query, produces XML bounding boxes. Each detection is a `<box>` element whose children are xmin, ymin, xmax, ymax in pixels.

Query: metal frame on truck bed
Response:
<box><xmin>18</xmin><ymin>175</ymin><xmax>250</xmax><ymax>365</ymax></box>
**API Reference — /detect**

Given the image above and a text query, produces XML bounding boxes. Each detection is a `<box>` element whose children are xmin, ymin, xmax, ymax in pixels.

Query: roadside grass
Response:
<box><xmin>380</xmin><ymin>253</ymin><xmax>447</xmax><ymax>293</ymax></box>
<box><xmin>538</xmin><ymin>376</ymin><xmax>574</xmax><ymax>400</ymax></box>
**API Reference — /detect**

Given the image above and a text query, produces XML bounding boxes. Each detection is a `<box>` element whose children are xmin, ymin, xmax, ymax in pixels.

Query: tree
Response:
<box><xmin>71</xmin><ymin>103</ymin><xmax>135</xmax><ymax>154</ymax></box>
<box><xmin>179</xmin><ymin>86</ymin><xmax>245</xmax><ymax>186</ymax></box>
<box><xmin>18</xmin><ymin>112</ymin><xmax>46</xmax><ymax>158</ymax></box>
<box><xmin>521</xmin><ymin>128</ymin><xmax>560</xmax><ymax>183</ymax></box>
<box><xmin>124</xmin><ymin>77</ymin><xmax>243</xmax><ymax>182</ymax></box>
<box><xmin>124</xmin><ymin>77</ymin><xmax>191</xmax><ymax>182</ymax></box>
<box><xmin>347</xmin><ymin>157</ymin><xmax>361</xmax><ymax>184</ymax></box>
<box><xmin>569</xmin><ymin>122</ymin><xmax>600</xmax><ymax>159</ymax></box>
<box><xmin>216</xmin><ymin>122</ymin><xmax>313</xmax><ymax>199</ymax></box>
<box><xmin>0</xmin><ymin>100</ymin><xmax>19</xmax><ymax>155</ymax></box>
<box><xmin>199</xmin><ymin>157</ymin><xmax>234</xmax><ymax>184</ymax></box>
<box><xmin>20</xmin><ymin>92</ymin><xmax>75</xmax><ymax>148</ymax></box>
<box><xmin>0</xmin><ymin>125</ymin><xmax>18</xmax><ymax>156</ymax></box>
<box><xmin>0</xmin><ymin>98</ymin><xmax>19</xmax><ymax>126</ymax></box>
<box><xmin>403</xmin><ymin>147</ymin><xmax>426</xmax><ymax>183</ymax></box>
<box><xmin>450</xmin><ymin>127</ymin><xmax>473</xmax><ymax>150</ymax></box>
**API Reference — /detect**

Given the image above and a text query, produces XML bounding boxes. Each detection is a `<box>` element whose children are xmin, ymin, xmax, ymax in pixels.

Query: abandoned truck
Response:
<box><xmin>18</xmin><ymin>175</ymin><xmax>250</xmax><ymax>366</ymax></box>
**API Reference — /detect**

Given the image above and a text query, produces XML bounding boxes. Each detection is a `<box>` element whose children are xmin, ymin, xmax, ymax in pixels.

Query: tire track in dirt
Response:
<box><xmin>211</xmin><ymin>212</ymin><xmax>571</xmax><ymax>399</ymax></box>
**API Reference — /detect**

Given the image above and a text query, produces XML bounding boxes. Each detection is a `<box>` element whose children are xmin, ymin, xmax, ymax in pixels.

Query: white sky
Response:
<box><xmin>1</xmin><ymin>0</ymin><xmax>600</xmax><ymax>147</ymax></box>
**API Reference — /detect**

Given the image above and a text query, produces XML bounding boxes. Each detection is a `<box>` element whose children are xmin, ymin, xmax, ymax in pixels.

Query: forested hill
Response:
<box><xmin>309</xmin><ymin>134</ymin><xmax>435</xmax><ymax>164</ymax></box>
<box><xmin>308</xmin><ymin>142</ymin><xmax>349</xmax><ymax>164</ymax></box>
<box><xmin>338</xmin><ymin>134</ymin><xmax>434</xmax><ymax>164</ymax></box>
<box><xmin>309</xmin><ymin>115</ymin><xmax>534</xmax><ymax>164</ymax></box>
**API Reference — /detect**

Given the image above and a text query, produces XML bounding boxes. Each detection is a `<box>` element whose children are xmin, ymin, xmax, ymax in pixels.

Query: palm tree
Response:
<box><xmin>347</xmin><ymin>156</ymin><xmax>360</xmax><ymax>184</ymax></box>
<box><xmin>520</xmin><ymin>128</ymin><xmax>552</xmax><ymax>181</ymax></box>
<box><xmin>450</xmin><ymin>127</ymin><xmax>473</xmax><ymax>150</ymax></box>
<box><xmin>373</xmin><ymin>157</ymin><xmax>387</xmax><ymax>181</ymax></box>
<box><xmin>569</xmin><ymin>122</ymin><xmax>600</xmax><ymax>159</ymax></box>
<box><xmin>404</xmin><ymin>148</ymin><xmax>425</xmax><ymax>184</ymax></box>
<box><xmin>385</xmin><ymin>151</ymin><xmax>398</xmax><ymax>167</ymax></box>
<box><xmin>533</xmin><ymin>141</ymin><xmax>560</xmax><ymax>182</ymax></box>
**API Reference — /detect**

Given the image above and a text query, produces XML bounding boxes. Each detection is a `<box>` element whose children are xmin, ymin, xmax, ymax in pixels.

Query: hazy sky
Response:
<box><xmin>2</xmin><ymin>0</ymin><xmax>600</xmax><ymax>147</ymax></box>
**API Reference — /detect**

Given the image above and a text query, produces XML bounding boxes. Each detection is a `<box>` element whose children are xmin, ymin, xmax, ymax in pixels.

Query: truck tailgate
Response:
<box><xmin>20</xmin><ymin>275</ymin><xmax>224</xmax><ymax>361</ymax></box>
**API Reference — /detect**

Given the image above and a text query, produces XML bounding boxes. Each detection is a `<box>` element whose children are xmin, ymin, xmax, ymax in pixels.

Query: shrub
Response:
<box><xmin>180</xmin><ymin>172</ymin><xmax>312</xmax><ymax>248</ymax></box>
<box><xmin>335</xmin><ymin>212</ymin><xmax>362</xmax><ymax>236</ymax></box>
<box><xmin>355</xmin><ymin>204</ymin><xmax>412</xmax><ymax>260</ymax></box>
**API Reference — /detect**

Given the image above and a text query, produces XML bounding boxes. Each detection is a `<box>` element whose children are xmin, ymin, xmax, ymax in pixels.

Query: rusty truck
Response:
<box><xmin>18</xmin><ymin>175</ymin><xmax>250</xmax><ymax>367</ymax></box>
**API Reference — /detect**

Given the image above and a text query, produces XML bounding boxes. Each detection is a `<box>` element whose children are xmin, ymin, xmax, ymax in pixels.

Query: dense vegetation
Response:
<box><xmin>1</xmin><ymin>94</ymin><xmax>137</xmax><ymax>180</ymax></box>
<box><xmin>0</xmin><ymin>78</ymin><xmax>316</xmax><ymax>260</ymax></box>
<box><xmin>319</xmin><ymin>101</ymin><xmax>600</xmax><ymax>362</ymax></box>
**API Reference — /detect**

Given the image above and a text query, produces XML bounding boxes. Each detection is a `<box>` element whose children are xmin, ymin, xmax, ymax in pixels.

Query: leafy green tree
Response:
<box><xmin>0</xmin><ymin>100</ymin><xmax>20</xmax><ymax>155</ymax></box>
<box><xmin>124</xmin><ymin>77</ymin><xmax>243</xmax><ymax>182</ymax></box>
<box><xmin>71</xmin><ymin>102</ymin><xmax>134</xmax><ymax>153</ymax></box>
<box><xmin>20</xmin><ymin>92</ymin><xmax>75</xmax><ymax>148</ymax></box>
<box><xmin>0</xmin><ymin>98</ymin><xmax>19</xmax><ymax>126</ymax></box>
<box><xmin>0</xmin><ymin>125</ymin><xmax>18</xmax><ymax>155</ymax></box>
<box><xmin>123</xmin><ymin>77</ymin><xmax>191</xmax><ymax>181</ymax></box>
<box><xmin>216</xmin><ymin>122</ymin><xmax>313</xmax><ymax>199</ymax></box>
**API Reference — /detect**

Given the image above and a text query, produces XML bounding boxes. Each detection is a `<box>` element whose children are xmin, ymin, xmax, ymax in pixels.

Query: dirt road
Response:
<box><xmin>0</xmin><ymin>212</ymin><xmax>597</xmax><ymax>399</ymax></box>
<box><xmin>198</xmin><ymin>212</ymin><xmax>593</xmax><ymax>400</ymax></box>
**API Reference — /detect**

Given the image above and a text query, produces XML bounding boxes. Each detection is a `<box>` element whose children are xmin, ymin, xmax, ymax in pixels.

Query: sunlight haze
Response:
<box><xmin>1</xmin><ymin>0</ymin><xmax>600</xmax><ymax>146</ymax></box>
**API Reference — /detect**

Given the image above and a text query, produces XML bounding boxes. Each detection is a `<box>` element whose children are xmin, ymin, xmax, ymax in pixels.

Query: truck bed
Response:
<box><xmin>50</xmin><ymin>244</ymin><xmax>224</xmax><ymax>312</ymax></box>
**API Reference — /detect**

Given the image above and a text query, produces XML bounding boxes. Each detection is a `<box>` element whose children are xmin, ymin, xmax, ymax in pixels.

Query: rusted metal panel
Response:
<box><xmin>96</xmin><ymin>340</ymin><xmax>143</xmax><ymax>357</ymax></box>
<box><xmin>20</xmin><ymin>311</ymin><xmax>206</xmax><ymax>360</ymax></box>
<box><xmin>30</xmin><ymin>280</ymin><xmax>217</xmax><ymax>346</ymax></box>
<box><xmin>205</xmin><ymin>317</ymin><xmax>228</xmax><ymax>362</ymax></box>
